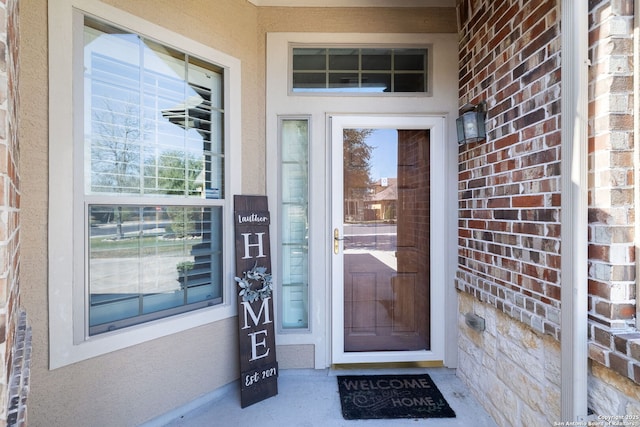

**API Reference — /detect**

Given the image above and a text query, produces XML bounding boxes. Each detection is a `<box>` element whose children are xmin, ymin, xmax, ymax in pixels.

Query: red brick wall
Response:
<box><xmin>456</xmin><ymin>0</ymin><xmax>562</xmax><ymax>339</ymax></box>
<box><xmin>397</xmin><ymin>130</ymin><xmax>431</xmax><ymax>343</ymax></box>
<box><xmin>587</xmin><ymin>0</ymin><xmax>640</xmax><ymax>384</ymax></box>
<box><xmin>2</xmin><ymin>0</ymin><xmax>30</xmax><ymax>425</ymax></box>
<box><xmin>458</xmin><ymin>0</ymin><xmax>640</xmax><ymax>388</ymax></box>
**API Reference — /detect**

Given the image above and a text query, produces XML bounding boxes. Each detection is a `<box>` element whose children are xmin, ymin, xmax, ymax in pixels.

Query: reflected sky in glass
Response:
<box><xmin>366</xmin><ymin>129</ymin><xmax>398</xmax><ymax>181</ymax></box>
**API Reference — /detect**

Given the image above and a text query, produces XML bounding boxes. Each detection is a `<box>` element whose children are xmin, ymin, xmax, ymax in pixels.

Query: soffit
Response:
<box><xmin>248</xmin><ymin>0</ymin><xmax>455</xmax><ymax>7</ymax></box>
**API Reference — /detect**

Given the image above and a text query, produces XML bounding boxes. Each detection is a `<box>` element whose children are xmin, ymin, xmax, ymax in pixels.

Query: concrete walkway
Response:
<box><xmin>153</xmin><ymin>368</ymin><xmax>497</xmax><ymax>427</ymax></box>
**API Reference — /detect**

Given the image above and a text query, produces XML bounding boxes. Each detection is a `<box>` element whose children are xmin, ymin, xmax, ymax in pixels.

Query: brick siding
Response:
<box><xmin>457</xmin><ymin>0</ymin><xmax>562</xmax><ymax>340</ymax></box>
<box><xmin>457</xmin><ymin>0</ymin><xmax>640</xmax><ymax>401</ymax></box>
<box><xmin>587</xmin><ymin>0</ymin><xmax>640</xmax><ymax>384</ymax></box>
<box><xmin>1</xmin><ymin>0</ymin><xmax>30</xmax><ymax>425</ymax></box>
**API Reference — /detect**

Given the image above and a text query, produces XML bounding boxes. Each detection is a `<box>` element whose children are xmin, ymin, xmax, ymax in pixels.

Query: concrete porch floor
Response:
<box><xmin>152</xmin><ymin>368</ymin><xmax>497</xmax><ymax>427</ymax></box>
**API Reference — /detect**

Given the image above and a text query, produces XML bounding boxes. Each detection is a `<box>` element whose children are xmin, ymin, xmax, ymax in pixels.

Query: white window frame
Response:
<box><xmin>48</xmin><ymin>0</ymin><xmax>242</xmax><ymax>369</ymax></box>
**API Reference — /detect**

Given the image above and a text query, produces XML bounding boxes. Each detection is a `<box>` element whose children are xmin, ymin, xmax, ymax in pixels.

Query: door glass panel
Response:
<box><xmin>343</xmin><ymin>128</ymin><xmax>430</xmax><ymax>352</ymax></box>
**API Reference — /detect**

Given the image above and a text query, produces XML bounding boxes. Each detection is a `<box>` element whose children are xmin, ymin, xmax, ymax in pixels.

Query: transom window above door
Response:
<box><xmin>290</xmin><ymin>46</ymin><xmax>431</xmax><ymax>94</ymax></box>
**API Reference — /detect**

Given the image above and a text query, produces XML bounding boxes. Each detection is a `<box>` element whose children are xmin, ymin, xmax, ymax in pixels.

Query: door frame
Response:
<box><xmin>266</xmin><ymin>32</ymin><xmax>459</xmax><ymax>369</ymax></box>
<box><xmin>329</xmin><ymin>114</ymin><xmax>447</xmax><ymax>365</ymax></box>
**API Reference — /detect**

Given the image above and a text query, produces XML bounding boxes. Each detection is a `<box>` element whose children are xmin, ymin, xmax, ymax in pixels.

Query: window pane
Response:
<box><xmin>292</xmin><ymin>48</ymin><xmax>326</xmax><ymax>70</ymax></box>
<box><xmin>362</xmin><ymin>49</ymin><xmax>391</xmax><ymax>70</ymax></box>
<box><xmin>85</xmin><ymin>25</ymin><xmax>142</xmax><ymax>194</ymax></box>
<box><xmin>189</xmin><ymin>56</ymin><xmax>223</xmax><ymax>110</ymax></box>
<box><xmin>84</xmin><ymin>18</ymin><xmax>224</xmax><ymax>198</ymax></box>
<box><xmin>394</xmin><ymin>73</ymin><xmax>426</xmax><ymax>92</ymax></box>
<box><xmin>394</xmin><ymin>49</ymin><xmax>426</xmax><ymax>71</ymax></box>
<box><xmin>88</xmin><ymin>205</ymin><xmax>223</xmax><ymax>334</ymax></box>
<box><xmin>280</xmin><ymin>119</ymin><xmax>309</xmax><ymax>329</ymax></box>
<box><xmin>188</xmin><ymin>58</ymin><xmax>225</xmax><ymax>199</ymax></box>
<box><xmin>292</xmin><ymin>72</ymin><xmax>326</xmax><ymax>90</ymax></box>
<box><xmin>329</xmin><ymin>73</ymin><xmax>359</xmax><ymax>88</ymax></box>
<box><xmin>329</xmin><ymin>48</ymin><xmax>359</xmax><ymax>70</ymax></box>
<box><xmin>362</xmin><ymin>73</ymin><xmax>391</xmax><ymax>92</ymax></box>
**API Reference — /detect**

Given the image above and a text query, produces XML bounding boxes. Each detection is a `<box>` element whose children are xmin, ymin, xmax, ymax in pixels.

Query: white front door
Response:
<box><xmin>330</xmin><ymin>115</ymin><xmax>447</xmax><ymax>365</ymax></box>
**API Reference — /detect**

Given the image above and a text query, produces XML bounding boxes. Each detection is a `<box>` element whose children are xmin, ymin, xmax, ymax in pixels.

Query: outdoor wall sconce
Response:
<box><xmin>456</xmin><ymin>102</ymin><xmax>486</xmax><ymax>145</ymax></box>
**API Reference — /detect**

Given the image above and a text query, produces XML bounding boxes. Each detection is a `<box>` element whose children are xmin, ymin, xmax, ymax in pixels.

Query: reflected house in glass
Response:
<box><xmin>161</xmin><ymin>94</ymin><xmax>209</xmax><ymax>133</ymax></box>
<box><xmin>161</xmin><ymin>88</ymin><xmax>217</xmax><ymax>296</ymax></box>
<box><xmin>365</xmin><ymin>178</ymin><xmax>397</xmax><ymax>222</ymax></box>
<box><xmin>160</xmin><ymin>86</ymin><xmax>217</xmax><ymax>202</ymax></box>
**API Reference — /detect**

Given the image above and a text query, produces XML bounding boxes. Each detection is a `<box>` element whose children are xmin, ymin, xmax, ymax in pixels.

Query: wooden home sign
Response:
<box><xmin>233</xmin><ymin>195</ymin><xmax>278</xmax><ymax>408</ymax></box>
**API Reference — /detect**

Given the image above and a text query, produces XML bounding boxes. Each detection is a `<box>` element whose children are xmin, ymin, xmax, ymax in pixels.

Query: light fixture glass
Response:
<box><xmin>456</xmin><ymin>103</ymin><xmax>486</xmax><ymax>144</ymax></box>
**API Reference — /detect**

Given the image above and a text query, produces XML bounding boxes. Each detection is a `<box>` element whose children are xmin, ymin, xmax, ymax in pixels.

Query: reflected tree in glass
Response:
<box><xmin>343</xmin><ymin>129</ymin><xmax>374</xmax><ymax>222</ymax></box>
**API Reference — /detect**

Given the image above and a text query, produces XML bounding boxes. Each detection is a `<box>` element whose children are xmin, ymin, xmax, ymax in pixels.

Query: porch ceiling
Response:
<box><xmin>248</xmin><ymin>0</ymin><xmax>454</xmax><ymax>7</ymax></box>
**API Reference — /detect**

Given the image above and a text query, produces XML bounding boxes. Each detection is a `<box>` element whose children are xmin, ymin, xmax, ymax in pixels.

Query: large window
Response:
<box><xmin>83</xmin><ymin>18</ymin><xmax>225</xmax><ymax>335</ymax></box>
<box><xmin>49</xmin><ymin>1</ymin><xmax>241</xmax><ymax>368</ymax></box>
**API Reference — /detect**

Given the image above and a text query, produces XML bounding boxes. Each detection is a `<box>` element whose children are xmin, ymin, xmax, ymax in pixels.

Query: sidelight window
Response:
<box><xmin>279</xmin><ymin>118</ymin><xmax>310</xmax><ymax>329</ymax></box>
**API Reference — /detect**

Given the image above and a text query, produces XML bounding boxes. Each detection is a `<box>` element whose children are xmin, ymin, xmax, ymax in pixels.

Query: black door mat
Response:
<box><xmin>337</xmin><ymin>374</ymin><xmax>456</xmax><ymax>420</ymax></box>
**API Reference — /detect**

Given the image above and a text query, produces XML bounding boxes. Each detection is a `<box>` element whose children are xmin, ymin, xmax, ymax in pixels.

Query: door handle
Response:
<box><xmin>334</xmin><ymin>228</ymin><xmax>344</xmax><ymax>254</ymax></box>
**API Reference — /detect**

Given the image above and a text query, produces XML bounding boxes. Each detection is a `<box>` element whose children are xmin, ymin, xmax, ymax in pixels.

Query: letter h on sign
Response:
<box><xmin>241</xmin><ymin>232</ymin><xmax>267</xmax><ymax>259</ymax></box>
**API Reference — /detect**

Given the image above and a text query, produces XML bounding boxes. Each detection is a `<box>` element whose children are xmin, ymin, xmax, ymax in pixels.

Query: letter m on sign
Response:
<box><xmin>241</xmin><ymin>298</ymin><xmax>273</xmax><ymax>330</ymax></box>
<box><xmin>233</xmin><ymin>195</ymin><xmax>278</xmax><ymax>408</ymax></box>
